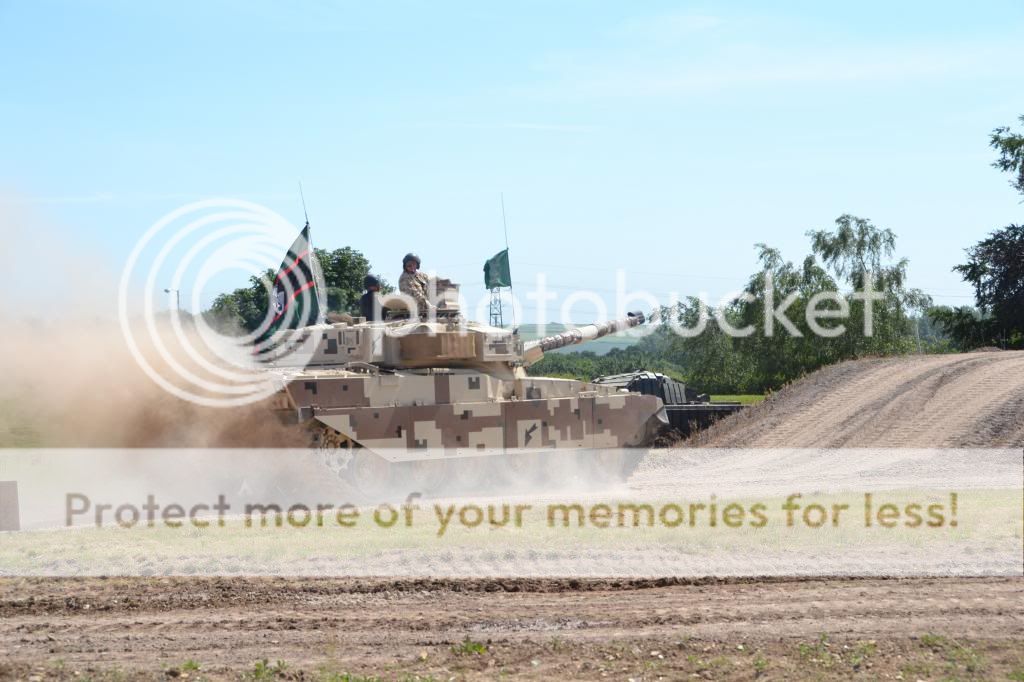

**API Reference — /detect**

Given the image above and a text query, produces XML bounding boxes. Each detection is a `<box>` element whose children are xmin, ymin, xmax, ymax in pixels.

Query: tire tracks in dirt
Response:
<box><xmin>697</xmin><ymin>351</ymin><xmax>1024</xmax><ymax>447</ymax></box>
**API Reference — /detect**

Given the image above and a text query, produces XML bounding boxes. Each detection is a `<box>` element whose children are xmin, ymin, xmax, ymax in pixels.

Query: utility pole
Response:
<box><xmin>164</xmin><ymin>288</ymin><xmax>180</xmax><ymax>312</ymax></box>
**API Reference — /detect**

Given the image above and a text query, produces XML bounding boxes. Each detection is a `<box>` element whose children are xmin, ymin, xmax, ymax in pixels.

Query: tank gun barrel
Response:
<box><xmin>522</xmin><ymin>311</ymin><xmax>645</xmax><ymax>366</ymax></box>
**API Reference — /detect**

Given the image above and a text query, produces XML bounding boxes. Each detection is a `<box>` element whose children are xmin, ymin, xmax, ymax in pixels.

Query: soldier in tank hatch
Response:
<box><xmin>360</xmin><ymin>274</ymin><xmax>386</xmax><ymax>321</ymax></box>
<box><xmin>398</xmin><ymin>253</ymin><xmax>434</xmax><ymax>315</ymax></box>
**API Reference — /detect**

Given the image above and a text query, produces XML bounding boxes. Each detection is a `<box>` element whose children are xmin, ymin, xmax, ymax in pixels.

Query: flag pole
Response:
<box><xmin>500</xmin><ymin>192</ymin><xmax>516</xmax><ymax>330</ymax></box>
<box><xmin>298</xmin><ymin>181</ymin><xmax>326</xmax><ymax>324</ymax></box>
<box><xmin>299</xmin><ymin>181</ymin><xmax>310</xmax><ymax>227</ymax></box>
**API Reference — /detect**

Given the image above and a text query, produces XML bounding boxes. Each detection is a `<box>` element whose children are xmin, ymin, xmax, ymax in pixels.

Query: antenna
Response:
<box><xmin>297</xmin><ymin>181</ymin><xmax>326</xmax><ymax>324</ymax></box>
<box><xmin>500</xmin><ymin>192</ymin><xmax>510</xmax><ymax>251</ymax></box>
<box><xmin>500</xmin><ymin>192</ymin><xmax>516</xmax><ymax>329</ymax></box>
<box><xmin>298</xmin><ymin>181</ymin><xmax>310</xmax><ymax>226</ymax></box>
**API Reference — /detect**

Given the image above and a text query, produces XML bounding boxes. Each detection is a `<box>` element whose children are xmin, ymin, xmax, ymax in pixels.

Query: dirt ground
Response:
<box><xmin>692</xmin><ymin>351</ymin><xmax>1024</xmax><ymax>448</ymax></box>
<box><xmin>0</xmin><ymin>576</ymin><xmax>1022</xmax><ymax>680</ymax></box>
<box><xmin>2</xmin><ymin>351</ymin><xmax>1022</xmax><ymax>680</ymax></box>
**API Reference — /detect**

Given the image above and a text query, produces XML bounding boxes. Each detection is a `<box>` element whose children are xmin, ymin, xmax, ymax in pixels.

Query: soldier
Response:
<box><xmin>359</xmin><ymin>274</ymin><xmax>384</xmax><ymax>321</ymax></box>
<box><xmin>398</xmin><ymin>253</ymin><xmax>434</xmax><ymax>314</ymax></box>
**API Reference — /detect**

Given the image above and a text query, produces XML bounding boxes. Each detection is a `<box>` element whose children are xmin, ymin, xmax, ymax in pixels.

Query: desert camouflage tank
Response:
<box><xmin>266</xmin><ymin>281</ymin><xmax>667</xmax><ymax>494</ymax></box>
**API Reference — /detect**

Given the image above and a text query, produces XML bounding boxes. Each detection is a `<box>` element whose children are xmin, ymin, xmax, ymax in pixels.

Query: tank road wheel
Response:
<box><xmin>541</xmin><ymin>449</ymin><xmax>586</xmax><ymax>488</ymax></box>
<box><xmin>310</xmin><ymin>423</ymin><xmax>392</xmax><ymax>499</ymax></box>
<box><xmin>443</xmin><ymin>454</ymin><xmax>491</xmax><ymax>493</ymax></box>
<box><xmin>345</xmin><ymin>449</ymin><xmax>394</xmax><ymax>499</ymax></box>
<box><xmin>586</xmin><ymin>449</ymin><xmax>628</xmax><ymax>486</ymax></box>
<box><xmin>404</xmin><ymin>457</ymin><xmax>447</xmax><ymax>496</ymax></box>
<box><xmin>495</xmin><ymin>452</ymin><xmax>546</xmax><ymax>489</ymax></box>
<box><xmin>308</xmin><ymin>423</ymin><xmax>356</xmax><ymax>450</ymax></box>
<box><xmin>310</xmin><ymin>423</ymin><xmax>355</xmax><ymax>491</ymax></box>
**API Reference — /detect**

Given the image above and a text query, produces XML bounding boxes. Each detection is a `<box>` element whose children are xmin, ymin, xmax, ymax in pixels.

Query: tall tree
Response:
<box><xmin>990</xmin><ymin>114</ymin><xmax>1024</xmax><ymax>197</ymax></box>
<box><xmin>206</xmin><ymin>245</ymin><xmax>389</xmax><ymax>334</ymax></box>
<box><xmin>949</xmin><ymin>224</ymin><xmax>1024</xmax><ymax>348</ymax></box>
<box><xmin>632</xmin><ymin>217</ymin><xmax>932</xmax><ymax>393</ymax></box>
<box><xmin>807</xmin><ymin>214</ymin><xmax>932</xmax><ymax>358</ymax></box>
<box><xmin>206</xmin><ymin>269</ymin><xmax>274</xmax><ymax>333</ymax></box>
<box><xmin>315</xmin><ymin>247</ymin><xmax>371</xmax><ymax>314</ymax></box>
<box><xmin>930</xmin><ymin>115</ymin><xmax>1024</xmax><ymax>350</ymax></box>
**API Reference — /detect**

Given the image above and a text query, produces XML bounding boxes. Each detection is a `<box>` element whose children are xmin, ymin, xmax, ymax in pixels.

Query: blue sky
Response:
<box><xmin>2</xmin><ymin>0</ymin><xmax>1023</xmax><ymax>322</ymax></box>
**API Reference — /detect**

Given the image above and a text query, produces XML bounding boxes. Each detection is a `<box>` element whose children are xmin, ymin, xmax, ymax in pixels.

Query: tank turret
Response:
<box><xmin>267</xmin><ymin>284</ymin><xmax>645</xmax><ymax>377</ymax></box>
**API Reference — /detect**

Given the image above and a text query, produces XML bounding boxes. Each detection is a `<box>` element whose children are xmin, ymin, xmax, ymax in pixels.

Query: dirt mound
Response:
<box><xmin>692</xmin><ymin>351</ymin><xmax>1024</xmax><ymax>448</ymax></box>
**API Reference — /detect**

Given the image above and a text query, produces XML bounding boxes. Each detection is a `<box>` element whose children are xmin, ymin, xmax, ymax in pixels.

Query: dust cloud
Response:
<box><xmin>0</xmin><ymin>318</ymin><xmax>302</xmax><ymax>447</ymax></box>
<box><xmin>0</xmin><ymin>202</ymin><xmax>300</xmax><ymax>448</ymax></box>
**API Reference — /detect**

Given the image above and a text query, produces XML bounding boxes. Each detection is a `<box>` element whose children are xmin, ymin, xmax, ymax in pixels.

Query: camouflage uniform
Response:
<box><xmin>399</xmin><ymin>270</ymin><xmax>432</xmax><ymax>312</ymax></box>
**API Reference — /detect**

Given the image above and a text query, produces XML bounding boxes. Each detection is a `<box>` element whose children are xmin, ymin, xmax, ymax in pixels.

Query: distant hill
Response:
<box><xmin>513</xmin><ymin>323</ymin><xmax>642</xmax><ymax>356</ymax></box>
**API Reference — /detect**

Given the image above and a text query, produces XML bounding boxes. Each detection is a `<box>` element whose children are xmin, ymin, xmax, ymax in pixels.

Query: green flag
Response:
<box><xmin>483</xmin><ymin>248</ymin><xmax>512</xmax><ymax>289</ymax></box>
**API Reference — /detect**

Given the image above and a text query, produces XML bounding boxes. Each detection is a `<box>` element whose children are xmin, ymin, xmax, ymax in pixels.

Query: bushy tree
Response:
<box><xmin>625</xmin><ymin>217</ymin><xmax>931</xmax><ymax>393</ymax></box>
<box><xmin>932</xmin><ymin>224</ymin><xmax>1024</xmax><ymax>349</ymax></box>
<box><xmin>526</xmin><ymin>347</ymin><xmax>686</xmax><ymax>384</ymax></box>
<box><xmin>205</xmin><ymin>269</ymin><xmax>274</xmax><ymax>333</ymax></box>
<box><xmin>315</xmin><ymin>247</ymin><xmax>392</xmax><ymax>314</ymax></box>
<box><xmin>927</xmin><ymin>115</ymin><xmax>1024</xmax><ymax>349</ymax></box>
<box><xmin>205</xmin><ymin>245</ymin><xmax>389</xmax><ymax>334</ymax></box>
<box><xmin>806</xmin><ymin>214</ymin><xmax>932</xmax><ymax>357</ymax></box>
<box><xmin>990</xmin><ymin>114</ymin><xmax>1024</xmax><ymax>196</ymax></box>
<box><xmin>926</xmin><ymin>305</ymin><xmax>1001</xmax><ymax>351</ymax></box>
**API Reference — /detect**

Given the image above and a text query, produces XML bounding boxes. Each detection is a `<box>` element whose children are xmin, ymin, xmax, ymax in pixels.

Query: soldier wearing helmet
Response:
<box><xmin>398</xmin><ymin>253</ymin><xmax>434</xmax><ymax>314</ymax></box>
<box><xmin>359</xmin><ymin>273</ymin><xmax>384</xmax><ymax>321</ymax></box>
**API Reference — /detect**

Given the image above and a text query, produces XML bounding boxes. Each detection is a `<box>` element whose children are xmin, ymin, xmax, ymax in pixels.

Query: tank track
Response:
<box><xmin>304</xmin><ymin>421</ymin><xmax>645</xmax><ymax>500</ymax></box>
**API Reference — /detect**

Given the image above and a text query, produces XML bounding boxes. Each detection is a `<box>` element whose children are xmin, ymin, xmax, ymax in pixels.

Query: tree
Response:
<box><xmin>627</xmin><ymin>217</ymin><xmax>931</xmax><ymax>394</ymax></box>
<box><xmin>652</xmin><ymin>298</ymin><xmax>754</xmax><ymax>393</ymax></box>
<box><xmin>205</xmin><ymin>269</ymin><xmax>274</xmax><ymax>334</ymax></box>
<box><xmin>990</xmin><ymin>114</ymin><xmax>1024</xmax><ymax>197</ymax></box>
<box><xmin>315</xmin><ymin>247</ymin><xmax>392</xmax><ymax>314</ymax></box>
<box><xmin>946</xmin><ymin>224</ymin><xmax>1024</xmax><ymax>348</ymax></box>
<box><xmin>205</xmin><ymin>245</ymin><xmax>388</xmax><ymax>334</ymax></box>
<box><xmin>806</xmin><ymin>214</ymin><xmax>932</xmax><ymax>358</ymax></box>
<box><xmin>526</xmin><ymin>346</ymin><xmax>687</xmax><ymax>384</ymax></box>
<box><xmin>928</xmin><ymin>115</ymin><xmax>1024</xmax><ymax>350</ymax></box>
<box><xmin>926</xmin><ymin>305</ymin><xmax>999</xmax><ymax>351</ymax></box>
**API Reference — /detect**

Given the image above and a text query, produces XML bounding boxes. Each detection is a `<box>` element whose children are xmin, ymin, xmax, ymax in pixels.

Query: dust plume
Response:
<box><xmin>0</xmin><ymin>200</ymin><xmax>300</xmax><ymax>448</ymax></box>
<box><xmin>0</xmin><ymin>318</ymin><xmax>302</xmax><ymax>447</ymax></box>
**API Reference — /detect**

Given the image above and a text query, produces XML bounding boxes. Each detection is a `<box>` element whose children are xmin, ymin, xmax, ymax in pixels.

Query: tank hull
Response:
<box><xmin>283</xmin><ymin>370</ymin><xmax>667</xmax><ymax>459</ymax></box>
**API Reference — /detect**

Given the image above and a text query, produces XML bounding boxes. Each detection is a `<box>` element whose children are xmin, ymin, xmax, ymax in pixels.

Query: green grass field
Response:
<box><xmin>710</xmin><ymin>394</ymin><xmax>766</xmax><ymax>405</ymax></box>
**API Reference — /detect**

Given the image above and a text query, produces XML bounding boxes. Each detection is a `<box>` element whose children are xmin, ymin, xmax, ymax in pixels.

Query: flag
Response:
<box><xmin>483</xmin><ymin>248</ymin><xmax>512</xmax><ymax>289</ymax></box>
<box><xmin>259</xmin><ymin>223</ymin><xmax>325</xmax><ymax>345</ymax></box>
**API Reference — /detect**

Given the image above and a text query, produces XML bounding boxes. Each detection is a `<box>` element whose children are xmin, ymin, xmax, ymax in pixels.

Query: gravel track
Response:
<box><xmin>1</xmin><ymin>577</ymin><xmax>1021</xmax><ymax>679</ymax></box>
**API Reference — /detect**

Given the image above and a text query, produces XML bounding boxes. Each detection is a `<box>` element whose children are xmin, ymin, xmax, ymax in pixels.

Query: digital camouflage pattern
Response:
<box><xmin>284</xmin><ymin>371</ymin><xmax>664</xmax><ymax>460</ymax></box>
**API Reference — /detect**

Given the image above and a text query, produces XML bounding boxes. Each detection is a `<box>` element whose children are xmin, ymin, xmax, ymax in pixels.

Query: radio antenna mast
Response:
<box><xmin>298</xmin><ymin>181</ymin><xmax>310</xmax><ymax>226</ymax></box>
<box><xmin>297</xmin><ymin>181</ymin><xmax>326</xmax><ymax>323</ymax></box>
<box><xmin>501</xmin><ymin>192</ymin><xmax>516</xmax><ymax>329</ymax></box>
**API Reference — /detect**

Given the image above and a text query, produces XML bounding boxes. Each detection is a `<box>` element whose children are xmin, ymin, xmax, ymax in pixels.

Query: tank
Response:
<box><xmin>264</xmin><ymin>281</ymin><xmax>668</xmax><ymax>494</ymax></box>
